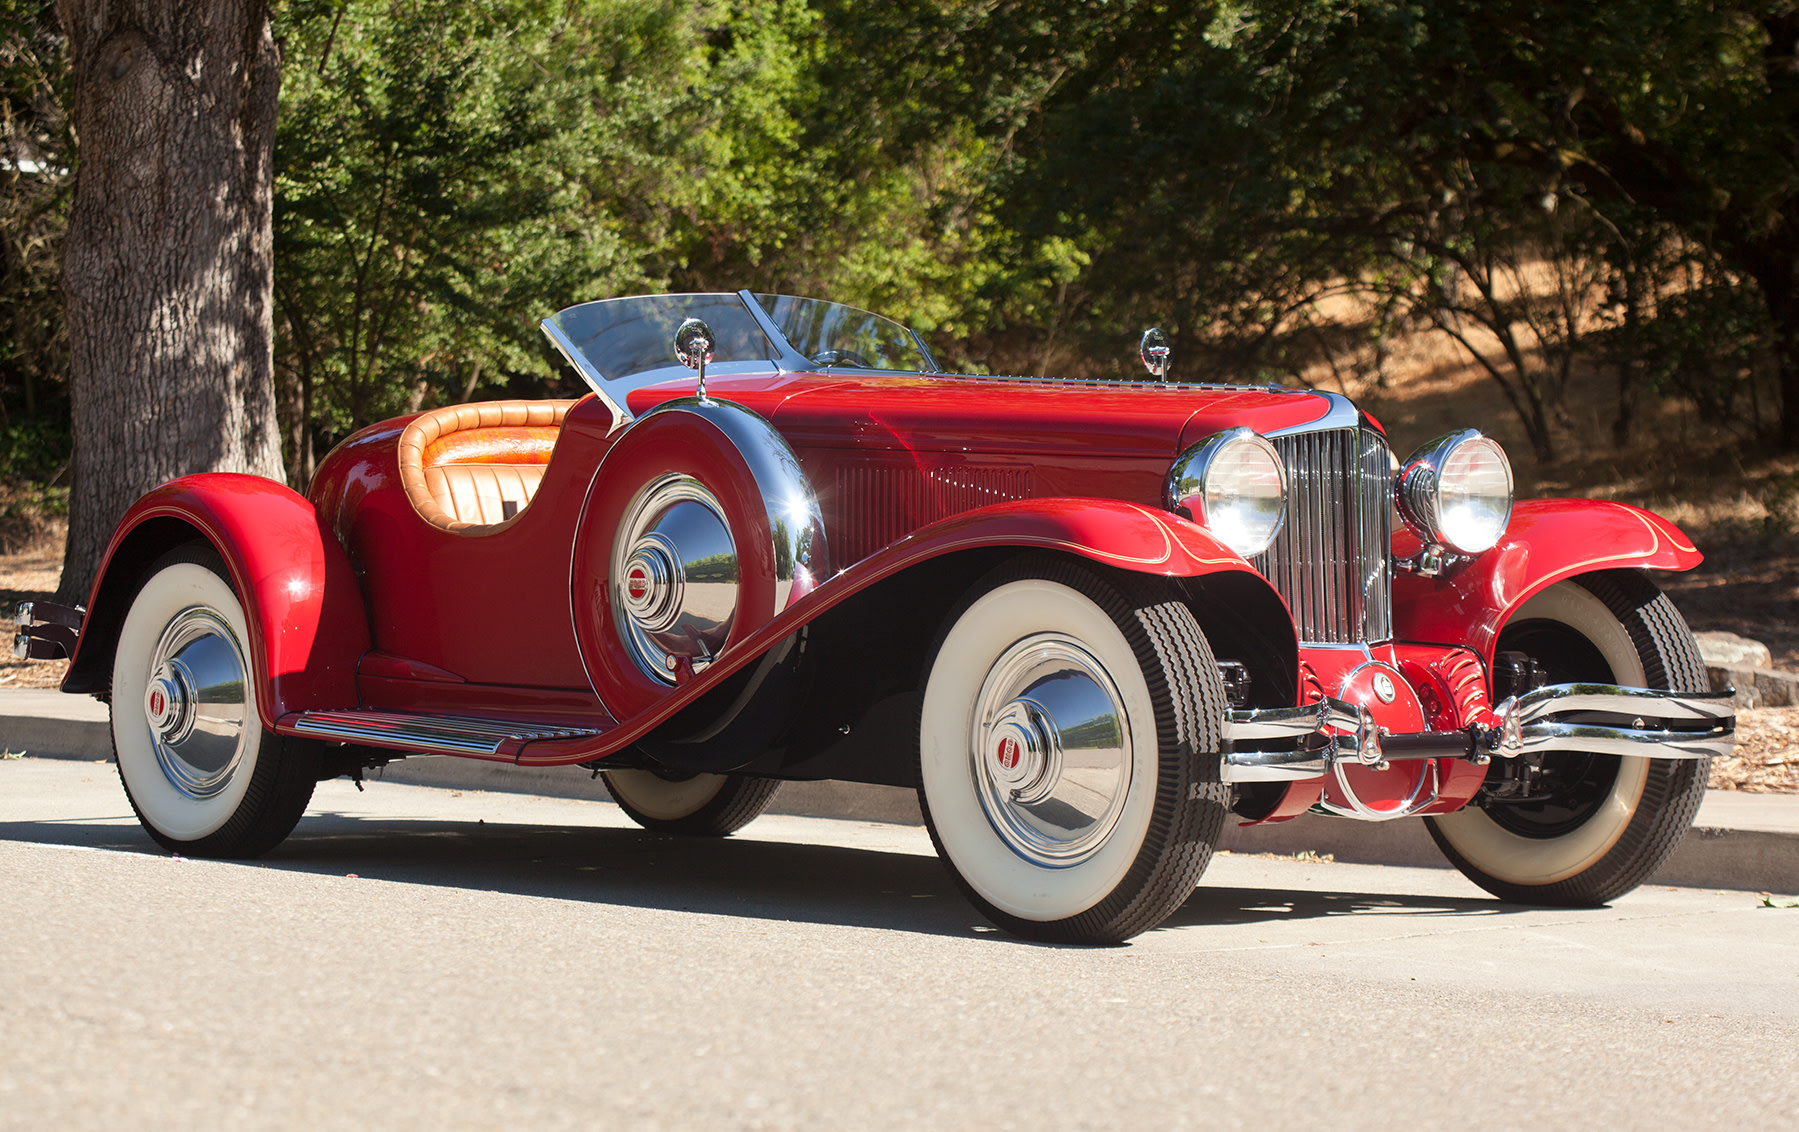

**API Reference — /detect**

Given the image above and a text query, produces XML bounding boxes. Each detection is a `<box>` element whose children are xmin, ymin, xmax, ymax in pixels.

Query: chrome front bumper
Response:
<box><xmin>12</xmin><ymin>601</ymin><xmax>83</xmax><ymax>661</ymax></box>
<box><xmin>1224</xmin><ymin>682</ymin><xmax>1736</xmax><ymax>784</ymax></box>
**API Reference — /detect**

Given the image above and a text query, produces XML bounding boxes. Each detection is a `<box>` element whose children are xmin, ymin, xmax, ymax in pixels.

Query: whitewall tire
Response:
<box><xmin>110</xmin><ymin>546</ymin><xmax>318</xmax><ymax>857</ymax></box>
<box><xmin>601</xmin><ymin>769</ymin><xmax>781</xmax><ymax>836</ymax></box>
<box><xmin>919</xmin><ymin>556</ymin><xmax>1229</xmax><ymax>944</ymax></box>
<box><xmin>1426</xmin><ymin>572</ymin><xmax>1710</xmax><ymax>905</ymax></box>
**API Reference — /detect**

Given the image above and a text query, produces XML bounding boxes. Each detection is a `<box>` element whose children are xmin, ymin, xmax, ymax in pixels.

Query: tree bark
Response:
<box><xmin>55</xmin><ymin>0</ymin><xmax>284</xmax><ymax>603</ymax></box>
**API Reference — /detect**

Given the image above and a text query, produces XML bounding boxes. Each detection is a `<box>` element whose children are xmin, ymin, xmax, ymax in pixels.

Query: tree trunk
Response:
<box><xmin>55</xmin><ymin>0</ymin><xmax>284</xmax><ymax>604</ymax></box>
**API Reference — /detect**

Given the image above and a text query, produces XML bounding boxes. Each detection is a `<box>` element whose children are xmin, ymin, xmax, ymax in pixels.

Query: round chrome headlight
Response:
<box><xmin>1396</xmin><ymin>430</ymin><xmax>1513</xmax><ymax>555</ymax></box>
<box><xmin>1166</xmin><ymin>428</ymin><xmax>1287</xmax><ymax>557</ymax></box>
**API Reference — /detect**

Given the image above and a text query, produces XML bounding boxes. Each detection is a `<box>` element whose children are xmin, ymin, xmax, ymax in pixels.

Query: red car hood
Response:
<box><xmin>632</xmin><ymin>371</ymin><xmax>1341</xmax><ymax>459</ymax></box>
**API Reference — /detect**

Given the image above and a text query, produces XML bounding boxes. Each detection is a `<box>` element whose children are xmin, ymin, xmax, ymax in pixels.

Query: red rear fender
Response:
<box><xmin>62</xmin><ymin>474</ymin><xmax>370</xmax><ymax>728</ymax></box>
<box><xmin>1391</xmin><ymin>498</ymin><xmax>1702</xmax><ymax>665</ymax></box>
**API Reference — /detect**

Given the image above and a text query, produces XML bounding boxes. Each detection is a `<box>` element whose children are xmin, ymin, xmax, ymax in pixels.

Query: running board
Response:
<box><xmin>285</xmin><ymin>710</ymin><xmax>607</xmax><ymax>757</ymax></box>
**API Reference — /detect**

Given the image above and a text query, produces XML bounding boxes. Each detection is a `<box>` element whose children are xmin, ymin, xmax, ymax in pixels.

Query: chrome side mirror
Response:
<box><xmin>675</xmin><ymin>317</ymin><xmax>715</xmax><ymax>402</ymax></box>
<box><xmin>1139</xmin><ymin>327</ymin><xmax>1170</xmax><ymax>381</ymax></box>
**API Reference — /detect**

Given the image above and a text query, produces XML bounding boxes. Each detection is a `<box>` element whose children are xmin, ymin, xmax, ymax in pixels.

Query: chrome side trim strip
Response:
<box><xmin>290</xmin><ymin>710</ymin><xmax>605</xmax><ymax>756</ymax></box>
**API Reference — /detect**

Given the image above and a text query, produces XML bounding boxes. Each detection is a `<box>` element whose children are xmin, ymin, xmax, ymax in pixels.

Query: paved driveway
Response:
<box><xmin>2</xmin><ymin>758</ymin><xmax>1794</xmax><ymax>1129</ymax></box>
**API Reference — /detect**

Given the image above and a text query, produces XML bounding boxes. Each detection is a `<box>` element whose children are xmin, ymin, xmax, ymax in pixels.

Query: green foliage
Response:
<box><xmin>0</xmin><ymin>415</ymin><xmax>67</xmax><ymax>482</ymax></box>
<box><xmin>272</xmin><ymin>0</ymin><xmax>674</xmax><ymax>474</ymax></box>
<box><xmin>14</xmin><ymin>0</ymin><xmax>1799</xmax><ymax>482</ymax></box>
<box><xmin>269</xmin><ymin>0</ymin><xmax>1044</xmax><ymax>469</ymax></box>
<box><xmin>911</xmin><ymin>0</ymin><xmax>1799</xmax><ymax>454</ymax></box>
<box><xmin>0</xmin><ymin>0</ymin><xmax>70</xmax><ymax>486</ymax></box>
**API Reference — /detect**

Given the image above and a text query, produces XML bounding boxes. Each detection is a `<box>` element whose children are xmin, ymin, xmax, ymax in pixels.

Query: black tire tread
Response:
<box><xmin>918</xmin><ymin>553</ymin><xmax>1230</xmax><ymax>945</ymax></box>
<box><xmin>1425</xmin><ymin>569</ymin><xmax>1711</xmax><ymax>906</ymax></box>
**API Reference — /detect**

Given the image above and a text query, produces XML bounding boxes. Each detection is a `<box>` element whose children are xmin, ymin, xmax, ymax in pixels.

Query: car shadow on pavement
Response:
<box><xmin>2</xmin><ymin>807</ymin><xmax>1527</xmax><ymax>942</ymax></box>
<box><xmin>1168</xmin><ymin>884</ymin><xmax>1512</xmax><ymax>928</ymax></box>
<box><xmin>0</xmin><ymin>809</ymin><xmax>994</xmax><ymax>939</ymax></box>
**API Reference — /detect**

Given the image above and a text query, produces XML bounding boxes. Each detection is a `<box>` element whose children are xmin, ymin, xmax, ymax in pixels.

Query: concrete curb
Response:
<box><xmin>6</xmin><ymin>689</ymin><xmax>1795</xmax><ymax>895</ymax></box>
<box><xmin>1708</xmin><ymin>662</ymin><xmax>1799</xmax><ymax>710</ymax></box>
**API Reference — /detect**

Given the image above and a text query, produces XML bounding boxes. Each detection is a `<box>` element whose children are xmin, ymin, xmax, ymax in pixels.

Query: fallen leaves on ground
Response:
<box><xmin>1711</xmin><ymin>707</ymin><xmax>1799</xmax><ymax>793</ymax></box>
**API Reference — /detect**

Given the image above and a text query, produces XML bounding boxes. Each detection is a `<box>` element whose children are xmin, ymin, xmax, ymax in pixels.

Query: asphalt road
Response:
<box><xmin>2</xmin><ymin>757</ymin><xmax>1795</xmax><ymax>1130</ymax></box>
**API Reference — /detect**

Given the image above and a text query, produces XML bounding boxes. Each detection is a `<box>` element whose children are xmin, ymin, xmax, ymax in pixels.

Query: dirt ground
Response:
<box><xmin>0</xmin><ymin>533</ymin><xmax>63</xmax><ymax>693</ymax></box>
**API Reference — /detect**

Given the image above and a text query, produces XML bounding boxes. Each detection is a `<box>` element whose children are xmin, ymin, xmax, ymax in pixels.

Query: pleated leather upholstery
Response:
<box><xmin>397</xmin><ymin>399</ymin><xmax>581</xmax><ymax>531</ymax></box>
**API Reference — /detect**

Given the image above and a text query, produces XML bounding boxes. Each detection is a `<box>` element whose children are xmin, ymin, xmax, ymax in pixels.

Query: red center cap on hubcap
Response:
<box><xmin>997</xmin><ymin>736</ymin><xmax>1021</xmax><ymax>771</ymax></box>
<box><xmin>149</xmin><ymin>690</ymin><xmax>165</xmax><ymax>716</ymax></box>
<box><xmin>627</xmin><ymin>567</ymin><xmax>649</xmax><ymax>601</ymax></box>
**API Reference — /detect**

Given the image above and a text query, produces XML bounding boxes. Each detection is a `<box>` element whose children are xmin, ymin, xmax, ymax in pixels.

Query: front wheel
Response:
<box><xmin>600</xmin><ymin>769</ymin><xmax>781</xmax><ymax>836</ymax></box>
<box><xmin>919</xmin><ymin>556</ymin><xmax>1230</xmax><ymax>945</ymax></box>
<box><xmin>1426</xmin><ymin>571</ymin><xmax>1710</xmax><ymax>905</ymax></box>
<box><xmin>111</xmin><ymin>545</ymin><xmax>319</xmax><ymax>857</ymax></box>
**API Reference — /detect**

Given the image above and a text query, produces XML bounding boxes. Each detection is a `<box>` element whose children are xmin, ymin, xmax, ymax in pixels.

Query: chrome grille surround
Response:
<box><xmin>1252</xmin><ymin>420</ymin><xmax>1394</xmax><ymax>644</ymax></box>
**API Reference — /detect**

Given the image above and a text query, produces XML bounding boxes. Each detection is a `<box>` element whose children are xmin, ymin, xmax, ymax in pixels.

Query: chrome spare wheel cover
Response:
<box><xmin>971</xmin><ymin>633</ymin><xmax>1132</xmax><ymax>866</ymax></box>
<box><xmin>613</xmin><ymin>474</ymin><xmax>739</xmax><ymax>683</ymax></box>
<box><xmin>142</xmin><ymin>607</ymin><xmax>251</xmax><ymax>799</ymax></box>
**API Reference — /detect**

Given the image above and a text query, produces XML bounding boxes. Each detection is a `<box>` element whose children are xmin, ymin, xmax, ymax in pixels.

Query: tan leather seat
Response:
<box><xmin>397</xmin><ymin>400</ymin><xmax>579</xmax><ymax>531</ymax></box>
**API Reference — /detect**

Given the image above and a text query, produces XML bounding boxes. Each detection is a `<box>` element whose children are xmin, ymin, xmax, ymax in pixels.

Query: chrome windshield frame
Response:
<box><xmin>736</xmin><ymin>289</ymin><xmax>814</xmax><ymax>372</ymax></box>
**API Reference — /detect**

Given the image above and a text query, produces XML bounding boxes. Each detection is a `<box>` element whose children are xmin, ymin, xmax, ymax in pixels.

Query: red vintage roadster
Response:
<box><xmin>17</xmin><ymin>291</ymin><xmax>1735</xmax><ymax>943</ymax></box>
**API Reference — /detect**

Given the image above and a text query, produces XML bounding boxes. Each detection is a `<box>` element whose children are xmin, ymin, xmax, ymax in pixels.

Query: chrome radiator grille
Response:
<box><xmin>1252</xmin><ymin>427</ymin><xmax>1394</xmax><ymax>644</ymax></box>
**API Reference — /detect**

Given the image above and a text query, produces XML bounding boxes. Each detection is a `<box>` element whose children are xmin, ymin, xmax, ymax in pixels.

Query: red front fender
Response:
<box><xmin>1391</xmin><ymin>498</ymin><xmax>1702</xmax><ymax>665</ymax></box>
<box><xmin>850</xmin><ymin>495</ymin><xmax>1264</xmax><ymax>579</ymax></box>
<box><xmin>62</xmin><ymin>474</ymin><xmax>370</xmax><ymax>729</ymax></box>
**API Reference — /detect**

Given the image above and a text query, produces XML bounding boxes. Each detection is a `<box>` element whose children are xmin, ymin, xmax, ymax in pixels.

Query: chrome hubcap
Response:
<box><xmin>612</xmin><ymin>475</ymin><xmax>739</xmax><ymax>682</ymax></box>
<box><xmin>621</xmin><ymin>538</ymin><xmax>682</xmax><ymax>630</ymax></box>
<box><xmin>971</xmin><ymin>634</ymin><xmax>1132</xmax><ymax>866</ymax></box>
<box><xmin>143</xmin><ymin>607</ymin><xmax>250</xmax><ymax>799</ymax></box>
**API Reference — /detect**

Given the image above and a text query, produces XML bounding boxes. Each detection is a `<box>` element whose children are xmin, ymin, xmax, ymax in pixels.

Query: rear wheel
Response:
<box><xmin>110</xmin><ymin>545</ymin><xmax>319</xmax><ymax>857</ymax></box>
<box><xmin>600</xmin><ymin>769</ymin><xmax>781</xmax><ymax>836</ymax></box>
<box><xmin>1426</xmin><ymin>572</ymin><xmax>1710</xmax><ymax>905</ymax></box>
<box><xmin>918</xmin><ymin>556</ymin><xmax>1229</xmax><ymax>945</ymax></box>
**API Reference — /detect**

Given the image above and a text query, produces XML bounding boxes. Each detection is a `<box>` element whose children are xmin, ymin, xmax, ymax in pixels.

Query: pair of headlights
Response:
<box><xmin>1167</xmin><ymin>427</ymin><xmax>1513</xmax><ymax>559</ymax></box>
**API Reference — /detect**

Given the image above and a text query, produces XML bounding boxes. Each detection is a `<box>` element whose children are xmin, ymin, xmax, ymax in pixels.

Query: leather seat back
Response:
<box><xmin>397</xmin><ymin>400</ymin><xmax>579</xmax><ymax>531</ymax></box>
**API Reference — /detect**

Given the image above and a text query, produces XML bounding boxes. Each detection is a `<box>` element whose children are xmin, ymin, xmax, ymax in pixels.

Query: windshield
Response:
<box><xmin>754</xmin><ymin>293</ymin><xmax>931</xmax><ymax>372</ymax></box>
<box><xmin>541</xmin><ymin>290</ymin><xmax>935</xmax><ymax>422</ymax></box>
<box><xmin>544</xmin><ymin>293</ymin><xmax>777</xmax><ymax>383</ymax></box>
